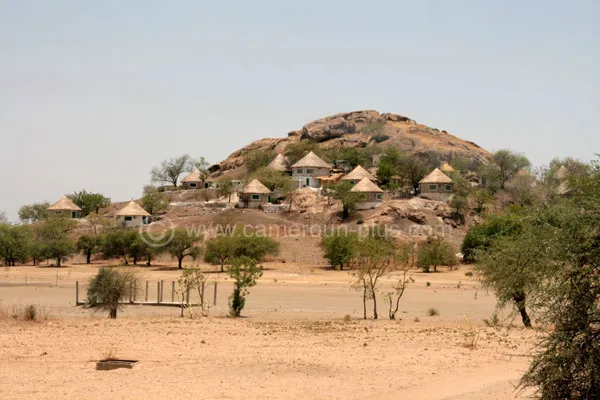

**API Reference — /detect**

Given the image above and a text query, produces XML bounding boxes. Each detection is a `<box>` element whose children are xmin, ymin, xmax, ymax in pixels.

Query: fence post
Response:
<box><xmin>133</xmin><ymin>282</ymin><xmax>137</xmax><ymax>302</ymax></box>
<box><xmin>157</xmin><ymin>281</ymin><xmax>161</xmax><ymax>304</ymax></box>
<box><xmin>201</xmin><ymin>281</ymin><xmax>205</xmax><ymax>304</ymax></box>
<box><xmin>160</xmin><ymin>280</ymin><xmax>164</xmax><ymax>303</ymax></box>
<box><xmin>186</xmin><ymin>286</ymin><xmax>190</xmax><ymax>305</ymax></box>
<box><xmin>171</xmin><ymin>281</ymin><xmax>175</xmax><ymax>303</ymax></box>
<box><xmin>213</xmin><ymin>282</ymin><xmax>217</xmax><ymax>306</ymax></box>
<box><xmin>145</xmin><ymin>281</ymin><xmax>149</xmax><ymax>302</ymax></box>
<box><xmin>75</xmin><ymin>281</ymin><xmax>79</xmax><ymax>306</ymax></box>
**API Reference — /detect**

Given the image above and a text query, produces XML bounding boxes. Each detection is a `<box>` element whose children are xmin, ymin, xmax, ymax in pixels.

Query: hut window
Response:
<box><xmin>71</xmin><ymin>211</ymin><xmax>77</xmax><ymax>218</ymax></box>
<box><xmin>445</xmin><ymin>184</ymin><xmax>452</xmax><ymax>192</ymax></box>
<box><xmin>296</xmin><ymin>169</ymin><xmax>303</xmax><ymax>174</ymax></box>
<box><xmin>189</xmin><ymin>183</ymin><xmax>197</xmax><ymax>188</ymax></box>
<box><xmin>124</xmin><ymin>216</ymin><xmax>133</xmax><ymax>221</ymax></box>
<box><xmin>142</xmin><ymin>216</ymin><xmax>147</xmax><ymax>224</ymax></box>
<box><xmin>305</xmin><ymin>168</ymin><xmax>314</xmax><ymax>174</ymax></box>
<box><xmin>251</xmin><ymin>194</ymin><xmax>261</xmax><ymax>201</ymax></box>
<box><xmin>376</xmin><ymin>193</ymin><xmax>383</xmax><ymax>200</ymax></box>
<box><xmin>428</xmin><ymin>184</ymin><xmax>438</xmax><ymax>191</ymax></box>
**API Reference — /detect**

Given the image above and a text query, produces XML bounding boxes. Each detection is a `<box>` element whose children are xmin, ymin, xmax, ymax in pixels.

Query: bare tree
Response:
<box><xmin>151</xmin><ymin>154</ymin><xmax>194</xmax><ymax>188</ymax></box>
<box><xmin>385</xmin><ymin>242</ymin><xmax>417</xmax><ymax>320</ymax></box>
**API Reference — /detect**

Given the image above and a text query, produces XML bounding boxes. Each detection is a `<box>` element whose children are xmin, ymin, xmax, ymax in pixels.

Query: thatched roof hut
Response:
<box><xmin>350</xmin><ymin>178</ymin><xmax>384</xmax><ymax>194</ymax></box>
<box><xmin>268</xmin><ymin>153</ymin><xmax>290</xmax><ymax>172</ymax></box>
<box><xmin>291</xmin><ymin>151</ymin><xmax>331</xmax><ymax>169</ymax></box>
<box><xmin>419</xmin><ymin>168</ymin><xmax>453</xmax><ymax>185</ymax></box>
<box><xmin>242</xmin><ymin>179</ymin><xmax>272</xmax><ymax>194</ymax></box>
<box><xmin>342</xmin><ymin>165</ymin><xmax>376</xmax><ymax>183</ymax></box>
<box><xmin>48</xmin><ymin>196</ymin><xmax>82</xmax><ymax>212</ymax></box>
<box><xmin>115</xmin><ymin>201</ymin><xmax>151</xmax><ymax>217</ymax></box>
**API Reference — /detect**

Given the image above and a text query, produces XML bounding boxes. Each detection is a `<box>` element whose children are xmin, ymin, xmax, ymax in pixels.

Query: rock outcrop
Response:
<box><xmin>210</xmin><ymin>110</ymin><xmax>491</xmax><ymax>179</ymax></box>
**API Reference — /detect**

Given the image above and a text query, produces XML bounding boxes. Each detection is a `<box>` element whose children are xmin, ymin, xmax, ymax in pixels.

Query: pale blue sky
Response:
<box><xmin>1</xmin><ymin>0</ymin><xmax>598</xmax><ymax>221</ymax></box>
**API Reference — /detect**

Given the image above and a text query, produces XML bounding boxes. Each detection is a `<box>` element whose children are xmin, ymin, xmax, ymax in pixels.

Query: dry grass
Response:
<box><xmin>0</xmin><ymin>303</ymin><xmax>50</xmax><ymax>322</ymax></box>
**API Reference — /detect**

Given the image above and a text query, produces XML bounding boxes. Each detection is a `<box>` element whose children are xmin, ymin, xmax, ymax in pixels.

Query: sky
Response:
<box><xmin>0</xmin><ymin>0</ymin><xmax>598</xmax><ymax>221</ymax></box>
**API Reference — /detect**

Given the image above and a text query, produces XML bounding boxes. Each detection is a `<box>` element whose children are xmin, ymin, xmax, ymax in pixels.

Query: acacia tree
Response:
<box><xmin>86</xmin><ymin>267</ymin><xmax>139</xmax><ymax>319</ymax></box>
<box><xmin>418</xmin><ymin>237</ymin><xmax>458</xmax><ymax>273</ymax></box>
<box><xmin>142</xmin><ymin>185</ymin><xmax>169</xmax><ymax>215</ymax></box>
<box><xmin>333</xmin><ymin>181</ymin><xmax>361</xmax><ymax>220</ymax></box>
<box><xmin>18</xmin><ymin>202</ymin><xmax>50</xmax><ymax>223</ymax></box>
<box><xmin>216</xmin><ymin>179</ymin><xmax>235</xmax><ymax>203</ymax></box>
<box><xmin>227</xmin><ymin>256</ymin><xmax>263</xmax><ymax>317</ymax></box>
<box><xmin>100</xmin><ymin>229</ymin><xmax>137</xmax><ymax>265</ymax></box>
<box><xmin>166</xmin><ymin>228</ymin><xmax>202</xmax><ymax>269</ymax></box>
<box><xmin>151</xmin><ymin>154</ymin><xmax>194</xmax><ymax>188</ymax></box>
<box><xmin>70</xmin><ymin>190</ymin><xmax>111</xmax><ymax>216</ymax></box>
<box><xmin>386</xmin><ymin>242</ymin><xmax>417</xmax><ymax>320</ymax></box>
<box><xmin>77</xmin><ymin>235</ymin><xmax>99</xmax><ymax>264</ymax></box>
<box><xmin>350</xmin><ymin>234</ymin><xmax>397</xmax><ymax>320</ymax></box>
<box><xmin>204</xmin><ymin>235</ymin><xmax>237</xmax><ymax>272</ymax></box>
<box><xmin>321</xmin><ymin>231</ymin><xmax>358</xmax><ymax>270</ymax></box>
<box><xmin>0</xmin><ymin>224</ymin><xmax>31</xmax><ymax>266</ymax></box>
<box><xmin>194</xmin><ymin>157</ymin><xmax>211</xmax><ymax>188</ymax></box>
<box><xmin>491</xmin><ymin>149</ymin><xmax>531</xmax><ymax>189</ymax></box>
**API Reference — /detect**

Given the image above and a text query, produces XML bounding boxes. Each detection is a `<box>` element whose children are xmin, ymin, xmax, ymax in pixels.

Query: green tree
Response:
<box><xmin>333</xmin><ymin>181</ymin><xmax>361</xmax><ymax>220</ymax></box>
<box><xmin>204</xmin><ymin>235</ymin><xmax>238</xmax><ymax>272</ymax></box>
<box><xmin>461</xmin><ymin>211</ymin><xmax>524</xmax><ymax>262</ymax></box>
<box><xmin>166</xmin><ymin>228</ymin><xmax>203</xmax><ymax>269</ymax></box>
<box><xmin>350</xmin><ymin>233</ymin><xmax>398</xmax><ymax>319</ymax></box>
<box><xmin>86</xmin><ymin>267</ymin><xmax>139</xmax><ymax>319</ymax></box>
<box><xmin>417</xmin><ymin>237</ymin><xmax>458</xmax><ymax>273</ymax></box>
<box><xmin>18</xmin><ymin>202</ymin><xmax>50</xmax><ymax>223</ymax></box>
<box><xmin>284</xmin><ymin>141</ymin><xmax>322</xmax><ymax>165</ymax></box>
<box><xmin>141</xmin><ymin>185</ymin><xmax>169</xmax><ymax>215</ymax></box>
<box><xmin>0</xmin><ymin>224</ymin><xmax>31</xmax><ymax>266</ymax></box>
<box><xmin>321</xmin><ymin>231</ymin><xmax>358</xmax><ymax>270</ymax></box>
<box><xmin>472</xmin><ymin>188</ymin><xmax>494</xmax><ymax>213</ymax></box>
<box><xmin>77</xmin><ymin>235</ymin><xmax>99</xmax><ymax>264</ymax></box>
<box><xmin>339</xmin><ymin>147</ymin><xmax>369</xmax><ymax>169</ymax></box>
<box><xmin>227</xmin><ymin>256</ymin><xmax>263</xmax><ymax>317</ymax></box>
<box><xmin>100</xmin><ymin>229</ymin><xmax>138</xmax><ymax>265</ymax></box>
<box><xmin>34</xmin><ymin>218</ymin><xmax>76</xmax><ymax>267</ymax></box>
<box><xmin>151</xmin><ymin>154</ymin><xmax>194</xmax><ymax>187</ymax></box>
<box><xmin>216</xmin><ymin>179</ymin><xmax>235</xmax><ymax>203</ymax></box>
<box><xmin>398</xmin><ymin>157</ymin><xmax>429</xmax><ymax>191</ymax></box>
<box><xmin>450</xmin><ymin>156</ymin><xmax>470</xmax><ymax>173</ymax></box>
<box><xmin>376</xmin><ymin>159</ymin><xmax>397</xmax><ymax>187</ymax></box>
<box><xmin>233</xmin><ymin>234</ymin><xmax>279</xmax><ymax>261</ymax></box>
<box><xmin>491</xmin><ymin>149</ymin><xmax>531</xmax><ymax>189</ymax></box>
<box><xmin>194</xmin><ymin>156</ymin><xmax>211</xmax><ymax>188</ymax></box>
<box><xmin>70</xmin><ymin>190</ymin><xmax>111</xmax><ymax>216</ymax></box>
<box><xmin>250</xmin><ymin>167</ymin><xmax>294</xmax><ymax>192</ymax></box>
<box><xmin>244</xmin><ymin>148</ymin><xmax>276</xmax><ymax>174</ymax></box>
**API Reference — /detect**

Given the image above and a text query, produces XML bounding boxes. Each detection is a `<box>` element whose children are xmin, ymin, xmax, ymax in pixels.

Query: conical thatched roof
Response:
<box><xmin>440</xmin><ymin>162</ymin><xmax>455</xmax><ymax>173</ymax></box>
<box><xmin>555</xmin><ymin>165</ymin><xmax>569</xmax><ymax>181</ymax></box>
<box><xmin>419</xmin><ymin>168</ymin><xmax>453</xmax><ymax>184</ymax></box>
<box><xmin>267</xmin><ymin>153</ymin><xmax>289</xmax><ymax>172</ymax></box>
<box><xmin>182</xmin><ymin>169</ymin><xmax>202</xmax><ymax>183</ymax></box>
<box><xmin>242</xmin><ymin>179</ymin><xmax>272</xmax><ymax>194</ymax></box>
<box><xmin>115</xmin><ymin>201</ymin><xmax>151</xmax><ymax>217</ymax></box>
<box><xmin>350</xmin><ymin>178</ymin><xmax>384</xmax><ymax>193</ymax></box>
<box><xmin>291</xmin><ymin>151</ymin><xmax>331</xmax><ymax>169</ymax></box>
<box><xmin>342</xmin><ymin>165</ymin><xmax>376</xmax><ymax>182</ymax></box>
<box><xmin>48</xmin><ymin>196</ymin><xmax>82</xmax><ymax>211</ymax></box>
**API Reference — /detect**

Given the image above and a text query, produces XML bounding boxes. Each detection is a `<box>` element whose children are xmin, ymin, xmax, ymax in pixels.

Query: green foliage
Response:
<box><xmin>417</xmin><ymin>237</ymin><xmax>458</xmax><ymax>273</ymax></box>
<box><xmin>18</xmin><ymin>202</ymin><xmax>50</xmax><ymax>223</ymax></box>
<box><xmin>86</xmin><ymin>267</ymin><xmax>139</xmax><ymax>319</ymax></box>
<box><xmin>151</xmin><ymin>154</ymin><xmax>194</xmax><ymax>187</ymax></box>
<box><xmin>485</xmin><ymin>149</ymin><xmax>531</xmax><ymax>190</ymax></box>
<box><xmin>338</xmin><ymin>147</ymin><xmax>370</xmax><ymax>169</ymax></box>
<box><xmin>251</xmin><ymin>167</ymin><xmax>294</xmax><ymax>193</ymax></box>
<box><xmin>450</xmin><ymin>156</ymin><xmax>470</xmax><ymax>173</ymax></box>
<box><xmin>31</xmin><ymin>218</ymin><xmax>77</xmax><ymax>267</ymax></box>
<box><xmin>321</xmin><ymin>231</ymin><xmax>358</xmax><ymax>270</ymax></box>
<box><xmin>227</xmin><ymin>256</ymin><xmax>263</xmax><ymax>317</ymax></box>
<box><xmin>165</xmin><ymin>228</ymin><xmax>203</xmax><ymax>269</ymax></box>
<box><xmin>0</xmin><ymin>224</ymin><xmax>31</xmax><ymax>266</ymax></box>
<box><xmin>216</xmin><ymin>179</ymin><xmax>235</xmax><ymax>203</ymax></box>
<box><xmin>461</xmin><ymin>212</ymin><xmax>524</xmax><ymax>262</ymax></box>
<box><xmin>100</xmin><ymin>229</ymin><xmax>138</xmax><ymax>265</ymax></box>
<box><xmin>243</xmin><ymin>149</ymin><xmax>276</xmax><ymax>174</ymax></box>
<box><xmin>449</xmin><ymin>173</ymin><xmax>472</xmax><ymax>221</ymax></box>
<box><xmin>142</xmin><ymin>185</ymin><xmax>169</xmax><ymax>215</ymax></box>
<box><xmin>70</xmin><ymin>190</ymin><xmax>111</xmax><ymax>216</ymax></box>
<box><xmin>505</xmin><ymin>174</ymin><xmax>545</xmax><ymax>206</ymax></box>
<box><xmin>376</xmin><ymin>159</ymin><xmax>397</xmax><ymax>187</ymax></box>
<box><xmin>472</xmin><ymin>188</ymin><xmax>494</xmax><ymax>213</ymax></box>
<box><xmin>362</xmin><ymin>120</ymin><xmax>386</xmax><ymax>135</ymax></box>
<box><xmin>204</xmin><ymin>235</ymin><xmax>238</xmax><ymax>272</ymax></box>
<box><xmin>233</xmin><ymin>234</ymin><xmax>280</xmax><ymax>261</ymax></box>
<box><xmin>333</xmin><ymin>181</ymin><xmax>361</xmax><ymax>220</ymax></box>
<box><xmin>284</xmin><ymin>141</ymin><xmax>322</xmax><ymax>165</ymax></box>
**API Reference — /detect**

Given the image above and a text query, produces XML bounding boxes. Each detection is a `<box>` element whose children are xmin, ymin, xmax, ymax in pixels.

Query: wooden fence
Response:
<box><xmin>75</xmin><ymin>280</ymin><xmax>218</xmax><ymax>308</ymax></box>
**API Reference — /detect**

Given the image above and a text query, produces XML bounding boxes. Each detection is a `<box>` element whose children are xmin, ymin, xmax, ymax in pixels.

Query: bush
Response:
<box><xmin>227</xmin><ymin>257</ymin><xmax>263</xmax><ymax>317</ymax></box>
<box><xmin>418</xmin><ymin>237</ymin><xmax>458</xmax><ymax>273</ymax></box>
<box><xmin>321</xmin><ymin>231</ymin><xmax>358</xmax><ymax>271</ymax></box>
<box><xmin>87</xmin><ymin>268</ymin><xmax>139</xmax><ymax>319</ymax></box>
<box><xmin>427</xmin><ymin>307</ymin><xmax>440</xmax><ymax>316</ymax></box>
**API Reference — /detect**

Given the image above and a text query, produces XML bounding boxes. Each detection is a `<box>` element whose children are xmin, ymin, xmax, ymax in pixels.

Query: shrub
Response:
<box><xmin>427</xmin><ymin>307</ymin><xmax>439</xmax><ymax>316</ymax></box>
<box><xmin>227</xmin><ymin>257</ymin><xmax>263</xmax><ymax>317</ymax></box>
<box><xmin>87</xmin><ymin>268</ymin><xmax>139</xmax><ymax>319</ymax></box>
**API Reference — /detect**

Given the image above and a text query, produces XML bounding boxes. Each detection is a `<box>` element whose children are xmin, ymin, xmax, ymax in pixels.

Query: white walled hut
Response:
<box><xmin>351</xmin><ymin>178</ymin><xmax>384</xmax><ymax>210</ymax></box>
<box><xmin>238</xmin><ymin>179</ymin><xmax>272</xmax><ymax>209</ymax></box>
<box><xmin>341</xmin><ymin>165</ymin><xmax>377</xmax><ymax>185</ymax></box>
<box><xmin>291</xmin><ymin>151</ymin><xmax>331</xmax><ymax>189</ymax></box>
<box><xmin>115</xmin><ymin>201</ymin><xmax>151</xmax><ymax>227</ymax></box>
<box><xmin>418</xmin><ymin>168</ymin><xmax>454</xmax><ymax>201</ymax></box>
<box><xmin>47</xmin><ymin>196</ymin><xmax>82</xmax><ymax>218</ymax></box>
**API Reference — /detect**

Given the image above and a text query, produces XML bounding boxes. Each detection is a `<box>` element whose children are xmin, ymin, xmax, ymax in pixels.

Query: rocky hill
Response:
<box><xmin>209</xmin><ymin>110</ymin><xmax>491</xmax><ymax>179</ymax></box>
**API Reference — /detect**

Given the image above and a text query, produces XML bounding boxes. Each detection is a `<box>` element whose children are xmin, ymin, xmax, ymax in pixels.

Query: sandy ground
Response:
<box><xmin>0</xmin><ymin>263</ymin><xmax>541</xmax><ymax>399</ymax></box>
